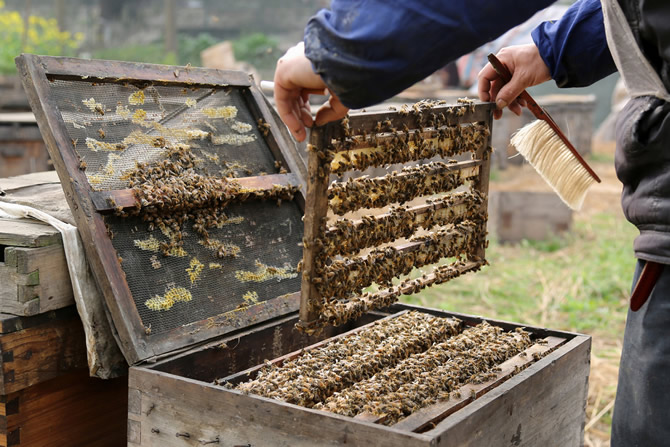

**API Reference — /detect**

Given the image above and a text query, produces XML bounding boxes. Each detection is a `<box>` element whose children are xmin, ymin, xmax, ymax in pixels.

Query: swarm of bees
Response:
<box><xmin>328</xmin><ymin>162</ymin><xmax>478</xmax><ymax>215</ymax></box>
<box><xmin>234</xmin><ymin>312</ymin><xmax>462</xmax><ymax>407</ymax></box>
<box><xmin>299</xmin><ymin>101</ymin><xmax>492</xmax><ymax>333</ymax></box>
<box><xmin>315</xmin><ymin>322</ymin><xmax>532</xmax><ymax>424</ymax></box>
<box><xmin>232</xmin><ymin>312</ymin><xmax>539</xmax><ymax>424</ymax></box>
<box><xmin>330</xmin><ymin>122</ymin><xmax>489</xmax><ymax>175</ymax></box>
<box><xmin>320</xmin><ymin>259</ymin><xmax>485</xmax><ymax>327</ymax></box>
<box><xmin>314</xmin><ymin>221</ymin><xmax>481</xmax><ymax>300</ymax></box>
<box><xmin>118</xmin><ymin>144</ymin><xmax>299</xmax><ymax>257</ymax></box>
<box><xmin>323</xmin><ymin>191</ymin><xmax>485</xmax><ymax>258</ymax></box>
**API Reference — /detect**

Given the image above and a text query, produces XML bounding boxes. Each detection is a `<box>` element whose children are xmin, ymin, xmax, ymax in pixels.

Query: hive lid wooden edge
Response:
<box><xmin>15</xmin><ymin>53</ymin><xmax>308</xmax><ymax>365</ymax></box>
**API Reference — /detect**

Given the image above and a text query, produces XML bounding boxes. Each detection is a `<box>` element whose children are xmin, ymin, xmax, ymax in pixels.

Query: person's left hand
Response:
<box><xmin>274</xmin><ymin>42</ymin><xmax>349</xmax><ymax>142</ymax></box>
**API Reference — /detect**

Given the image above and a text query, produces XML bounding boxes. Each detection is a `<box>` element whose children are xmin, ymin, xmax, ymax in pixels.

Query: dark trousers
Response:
<box><xmin>611</xmin><ymin>260</ymin><xmax>670</xmax><ymax>446</ymax></box>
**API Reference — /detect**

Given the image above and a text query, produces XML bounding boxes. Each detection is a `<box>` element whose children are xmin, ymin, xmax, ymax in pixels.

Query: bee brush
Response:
<box><xmin>487</xmin><ymin>53</ymin><xmax>601</xmax><ymax>210</ymax></box>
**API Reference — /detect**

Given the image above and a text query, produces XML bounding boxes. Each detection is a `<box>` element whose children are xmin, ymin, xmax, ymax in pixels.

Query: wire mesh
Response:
<box><xmin>47</xmin><ymin>78</ymin><xmax>303</xmax><ymax>336</ymax></box>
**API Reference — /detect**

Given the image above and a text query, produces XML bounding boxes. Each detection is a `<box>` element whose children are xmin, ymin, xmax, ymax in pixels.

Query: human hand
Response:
<box><xmin>274</xmin><ymin>42</ymin><xmax>349</xmax><ymax>142</ymax></box>
<box><xmin>478</xmin><ymin>44</ymin><xmax>551</xmax><ymax>119</ymax></box>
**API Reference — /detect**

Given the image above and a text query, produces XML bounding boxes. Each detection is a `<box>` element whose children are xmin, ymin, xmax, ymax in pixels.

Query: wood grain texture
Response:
<box><xmin>128</xmin><ymin>367</ymin><xmax>430</xmax><ymax>447</ymax></box>
<box><xmin>0</xmin><ymin>219</ymin><xmax>61</xmax><ymax>248</ymax></box>
<box><xmin>0</xmin><ymin>370</ymin><xmax>127</xmax><ymax>447</ymax></box>
<box><xmin>39</xmin><ymin>55</ymin><xmax>251</xmax><ymax>87</ymax></box>
<box><xmin>0</xmin><ymin>244</ymin><xmax>73</xmax><ymax>316</ymax></box>
<box><xmin>0</xmin><ymin>307</ymin><xmax>89</xmax><ymax>395</ymax></box>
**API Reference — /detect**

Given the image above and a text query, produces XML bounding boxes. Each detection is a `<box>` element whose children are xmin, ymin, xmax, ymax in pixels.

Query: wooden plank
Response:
<box><xmin>219</xmin><ymin>310</ymin><xmax>409</xmax><ymax>386</ymax></box>
<box><xmin>90</xmin><ymin>173</ymin><xmax>300</xmax><ymax>213</ymax></box>
<box><xmin>298</xmin><ymin>126</ymin><xmax>334</xmax><ymax>330</ymax></box>
<box><xmin>0</xmin><ymin>306</ymin><xmax>89</xmax><ymax>395</ymax></box>
<box><xmin>40</xmin><ymin>55</ymin><xmax>251</xmax><ymax>87</ymax></box>
<box><xmin>128</xmin><ymin>367</ymin><xmax>431</xmax><ymax>447</ymax></box>
<box><xmin>0</xmin><ymin>244</ymin><xmax>73</xmax><ymax>316</ymax></box>
<box><xmin>1</xmin><ymin>370</ymin><xmax>127</xmax><ymax>447</ymax></box>
<box><xmin>392</xmin><ymin>336</ymin><xmax>566</xmax><ymax>432</ymax></box>
<box><xmin>0</xmin><ymin>219</ymin><xmax>61</xmax><ymax>248</ymax></box>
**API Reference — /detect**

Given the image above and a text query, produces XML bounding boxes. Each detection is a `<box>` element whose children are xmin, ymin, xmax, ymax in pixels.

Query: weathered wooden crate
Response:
<box><xmin>128</xmin><ymin>304</ymin><xmax>590</xmax><ymax>447</ymax></box>
<box><xmin>0</xmin><ymin>308</ymin><xmax>127</xmax><ymax>447</ymax></box>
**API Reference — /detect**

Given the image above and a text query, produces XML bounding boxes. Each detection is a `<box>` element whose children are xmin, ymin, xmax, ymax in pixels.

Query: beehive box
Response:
<box><xmin>129</xmin><ymin>304</ymin><xmax>589</xmax><ymax>447</ymax></box>
<box><xmin>16</xmin><ymin>55</ymin><xmax>590</xmax><ymax>446</ymax></box>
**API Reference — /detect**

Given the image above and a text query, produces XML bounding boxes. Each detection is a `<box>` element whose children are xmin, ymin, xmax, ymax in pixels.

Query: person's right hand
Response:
<box><xmin>477</xmin><ymin>44</ymin><xmax>551</xmax><ymax>119</ymax></box>
<box><xmin>274</xmin><ymin>42</ymin><xmax>349</xmax><ymax>142</ymax></box>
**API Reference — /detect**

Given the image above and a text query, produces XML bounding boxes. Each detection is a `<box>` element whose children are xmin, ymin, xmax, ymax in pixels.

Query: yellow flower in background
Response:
<box><xmin>0</xmin><ymin>5</ymin><xmax>82</xmax><ymax>74</ymax></box>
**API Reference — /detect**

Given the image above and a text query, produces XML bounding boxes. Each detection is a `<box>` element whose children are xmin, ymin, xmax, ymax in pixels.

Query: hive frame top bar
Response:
<box><xmin>16</xmin><ymin>53</ymin><xmax>308</xmax><ymax>365</ymax></box>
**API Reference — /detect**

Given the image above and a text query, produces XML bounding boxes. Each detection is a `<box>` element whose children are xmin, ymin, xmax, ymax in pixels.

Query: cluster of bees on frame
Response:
<box><xmin>299</xmin><ymin>100</ymin><xmax>492</xmax><ymax>333</ymax></box>
<box><xmin>232</xmin><ymin>311</ymin><xmax>540</xmax><ymax>424</ymax></box>
<box><xmin>113</xmin><ymin>144</ymin><xmax>299</xmax><ymax>259</ymax></box>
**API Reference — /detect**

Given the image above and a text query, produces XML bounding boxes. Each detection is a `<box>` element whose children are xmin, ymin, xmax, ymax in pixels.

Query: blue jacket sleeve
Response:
<box><xmin>304</xmin><ymin>0</ymin><xmax>555</xmax><ymax>109</ymax></box>
<box><xmin>532</xmin><ymin>0</ymin><xmax>616</xmax><ymax>88</ymax></box>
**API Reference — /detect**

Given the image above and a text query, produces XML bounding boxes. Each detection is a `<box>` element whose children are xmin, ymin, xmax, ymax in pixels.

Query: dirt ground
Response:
<box><xmin>492</xmin><ymin>141</ymin><xmax>623</xmax><ymax>447</ymax></box>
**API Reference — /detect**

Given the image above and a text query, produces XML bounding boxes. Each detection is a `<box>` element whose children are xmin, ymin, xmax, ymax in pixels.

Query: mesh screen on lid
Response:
<box><xmin>48</xmin><ymin>79</ymin><xmax>277</xmax><ymax>190</ymax></box>
<box><xmin>46</xmin><ymin>77</ymin><xmax>303</xmax><ymax>336</ymax></box>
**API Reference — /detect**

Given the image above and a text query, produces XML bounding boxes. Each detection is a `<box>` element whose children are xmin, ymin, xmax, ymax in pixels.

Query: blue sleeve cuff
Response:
<box><xmin>532</xmin><ymin>0</ymin><xmax>616</xmax><ymax>88</ymax></box>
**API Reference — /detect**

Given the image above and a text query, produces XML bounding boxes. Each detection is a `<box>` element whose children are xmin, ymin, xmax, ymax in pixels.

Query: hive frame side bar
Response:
<box><xmin>298</xmin><ymin>124</ymin><xmax>334</xmax><ymax>329</ymax></box>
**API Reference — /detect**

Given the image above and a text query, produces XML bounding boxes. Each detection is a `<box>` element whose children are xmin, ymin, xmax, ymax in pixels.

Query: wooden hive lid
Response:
<box><xmin>16</xmin><ymin>54</ymin><xmax>308</xmax><ymax>365</ymax></box>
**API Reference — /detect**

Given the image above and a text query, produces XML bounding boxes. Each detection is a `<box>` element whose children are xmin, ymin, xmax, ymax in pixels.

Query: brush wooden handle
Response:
<box><xmin>487</xmin><ymin>53</ymin><xmax>601</xmax><ymax>183</ymax></box>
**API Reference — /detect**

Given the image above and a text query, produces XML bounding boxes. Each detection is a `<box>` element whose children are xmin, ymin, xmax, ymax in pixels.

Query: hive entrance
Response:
<box><xmin>17</xmin><ymin>55</ymin><xmax>308</xmax><ymax>364</ymax></box>
<box><xmin>298</xmin><ymin>101</ymin><xmax>494</xmax><ymax>333</ymax></box>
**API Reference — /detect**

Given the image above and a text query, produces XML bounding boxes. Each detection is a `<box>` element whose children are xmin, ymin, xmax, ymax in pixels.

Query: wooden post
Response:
<box><xmin>164</xmin><ymin>0</ymin><xmax>177</xmax><ymax>57</ymax></box>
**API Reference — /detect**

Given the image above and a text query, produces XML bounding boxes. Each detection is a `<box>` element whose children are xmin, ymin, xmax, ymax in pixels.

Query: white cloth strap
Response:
<box><xmin>0</xmin><ymin>201</ymin><xmax>120</xmax><ymax>377</ymax></box>
<box><xmin>601</xmin><ymin>0</ymin><xmax>670</xmax><ymax>101</ymax></box>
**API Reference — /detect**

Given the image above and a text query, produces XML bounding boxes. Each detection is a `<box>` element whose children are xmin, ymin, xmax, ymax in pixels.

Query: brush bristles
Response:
<box><xmin>510</xmin><ymin>120</ymin><xmax>595</xmax><ymax>210</ymax></box>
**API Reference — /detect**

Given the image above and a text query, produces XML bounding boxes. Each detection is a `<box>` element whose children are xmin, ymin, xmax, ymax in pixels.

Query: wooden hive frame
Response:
<box><xmin>16</xmin><ymin>54</ymin><xmax>308</xmax><ymax>365</ymax></box>
<box><xmin>299</xmin><ymin>101</ymin><xmax>495</xmax><ymax>333</ymax></box>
